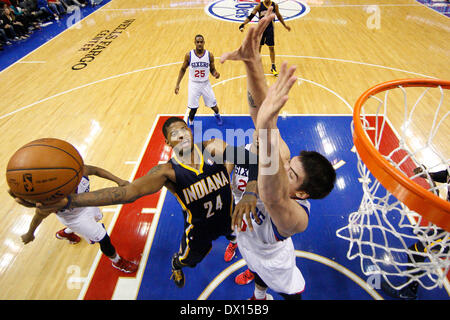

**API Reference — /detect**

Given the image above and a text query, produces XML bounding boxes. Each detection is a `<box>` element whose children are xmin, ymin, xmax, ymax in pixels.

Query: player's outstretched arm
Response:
<box><xmin>220</xmin><ymin>6</ymin><xmax>276</xmax><ymax>125</ymax></box>
<box><xmin>256</xmin><ymin>63</ymin><xmax>307</xmax><ymax>235</ymax></box>
<box><xmin>21</xmin><ymin>209</ymin><xmax>52</xmax><ymax>244</ymax></box>
<box><xmin>11</xmin><ymin>163</ymin><xmax>173</xmax><ymax>213</ymax></box>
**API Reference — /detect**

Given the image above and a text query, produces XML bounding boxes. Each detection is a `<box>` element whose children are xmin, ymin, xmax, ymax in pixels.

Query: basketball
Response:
<box><xmin>6</xmin><ymin>138</ymin><xmax>84</xmax><ymax>204</ymax></box>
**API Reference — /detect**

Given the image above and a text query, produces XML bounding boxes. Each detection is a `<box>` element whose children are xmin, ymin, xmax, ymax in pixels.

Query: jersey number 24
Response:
<box><xmin>204</xmin><ymin>195</ymin><xmax>223</xmax><ymax>218</ymax></box>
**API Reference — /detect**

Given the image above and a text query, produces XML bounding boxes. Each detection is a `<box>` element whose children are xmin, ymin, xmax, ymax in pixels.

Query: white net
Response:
<box><xmin>336</xmin><ymin>81</ymin><xmax>450</xmax><ymax>290</ymax></box>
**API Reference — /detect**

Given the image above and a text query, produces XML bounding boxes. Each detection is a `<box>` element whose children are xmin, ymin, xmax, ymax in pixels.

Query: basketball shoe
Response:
<box><xmin>112</xmin><ymin>257</ymin><xmax>138</xmax><ymax>274</ymax></box>
<box><xmin>55</xmin><ymin>228</ymin><xmax>81</xmax><ymax>244</ymax></box>
<box><xmin>170</xmin><ymin>253</ymin><xmax>185</xmax><ymax>288</ymax></box>
<box><xmin>214</xmin><ymin>113</ymin><xmax>223</xmax><ymax>125</ymax></box>
<box><xmin>271</xmin><ymin>65</ymin><xmax>278</xmax><ymax>77</ymax></box>
<box><xmin>188</xmin><ymin>118</ymin><xmax>194</xmax><ymax>129</ymax></box>
<box><xmin>235</xmin><ymin>269</ymin><xmax>254</xmax><ymax>285</ymax></box>
<box><xmin>224</xmin><ymin>242</ymin><xmax>237</xmax><ymax>262</ymax></box>
<box><xmin>380</xmin><ymin>280</ymin><xmax>417</xmax><ymax>300</ymax></box>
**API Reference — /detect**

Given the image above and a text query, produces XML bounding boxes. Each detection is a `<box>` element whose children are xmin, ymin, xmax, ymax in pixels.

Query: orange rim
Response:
<box><xmin>353</xmin><ymin>79</ymin><xmax>450</xmax><ymax>232</ymax></box>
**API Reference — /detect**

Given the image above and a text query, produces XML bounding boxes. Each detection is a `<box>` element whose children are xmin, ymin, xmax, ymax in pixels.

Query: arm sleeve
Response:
<box><xmin>223</xmin><ymin>145</ymin><xmax>258</xmax><ymax>181</ymax></box>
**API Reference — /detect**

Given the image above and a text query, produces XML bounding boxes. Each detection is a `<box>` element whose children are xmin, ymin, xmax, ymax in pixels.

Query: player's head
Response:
<box><xmin>286</xmin><ymin>151</ymin><xmax>336</xmax><ymax>200</ymax></box>
<box><xmin>194</xmin><ymin>34</ymin><xmax>205</xmax><ymax>51</ymax></box>
<box><xmin>162</xmin><ymin>117</ymin><xmax>193</xmax><ymax>154</ymax></box>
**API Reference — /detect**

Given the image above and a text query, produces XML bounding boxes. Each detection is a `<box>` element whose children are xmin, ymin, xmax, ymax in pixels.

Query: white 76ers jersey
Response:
<box><xmin>189</xmin><ymin>49</ymin><xmax>210</xmax><ymax>82</ymax></box>
<box><xmin>232</xmin><ymin>144</ymin><xmax>311</xmax><ymax>245</ymax></box>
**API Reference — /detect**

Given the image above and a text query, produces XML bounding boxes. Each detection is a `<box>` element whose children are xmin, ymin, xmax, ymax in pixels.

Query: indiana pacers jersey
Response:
<box><xmin>170</xmin><ymin>143</ymin><xmax>233</xmax><ymax>229</ymax></box>
<box><xmin>258</xmin><ymin>1</ymin><xmax>275</xmax><ymax>29</ymax></box>
<box><xmin>189</xmin><ymin>49</ymin><xmax>210</xmax><ymax>82</ymax></box>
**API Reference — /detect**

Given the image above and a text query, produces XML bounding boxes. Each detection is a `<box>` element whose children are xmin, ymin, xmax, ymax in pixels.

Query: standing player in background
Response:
<box><xmin>221</xmin><ymin>7</ymin><xmax>336</xmax><ymax>300</ymax></box>
<box><xmin>238</xmin><ymin>0</ymin><xmax>291</xmax><ymax>76</ymax></box>
<box><xmin>175</xmin><ymin>34</ymin><xmax>223</xmax><ymax>126</ymax></box>
<box><xmin>19</xmin><ymin>165</ymin><xmax>138</xmax><ymax>274</ymax></box>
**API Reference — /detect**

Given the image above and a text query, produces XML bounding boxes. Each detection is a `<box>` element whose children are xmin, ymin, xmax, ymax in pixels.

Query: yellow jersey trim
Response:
<box><xmin>172</xmin><ymin>143</ymin><xmax>204</xmax><ymax>176</ymax></box>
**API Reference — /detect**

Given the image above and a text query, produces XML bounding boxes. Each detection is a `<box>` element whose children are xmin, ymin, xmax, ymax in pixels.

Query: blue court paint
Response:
<box><xmin>136</xmin><ymin>115</ymin><xmax>449</xmax><ymax>300</ymax></box>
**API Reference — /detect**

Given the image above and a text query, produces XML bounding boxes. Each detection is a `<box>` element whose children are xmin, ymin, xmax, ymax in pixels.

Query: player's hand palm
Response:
<box><xmin>35</xmin><ymin>198</ymin><xmax>68</xmax><ymax>213</ymax></box>
<box><xmin>220</xmin><ymin>7</ymin><xmax>275</xmax><ymax>63</ymax></box>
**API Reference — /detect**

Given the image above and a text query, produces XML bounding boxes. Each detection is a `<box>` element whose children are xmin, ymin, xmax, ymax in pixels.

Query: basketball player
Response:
<box><xmin>175</xmin><ymin>34</ymin><xmax>223</xmax><ymax>126</ymax></box>
<box><xmin>380</xmin><ymin>166</ymin><xmax>449</xmax><ymax>300</ymax></box>
<box><xmin>12</xmin><ymin>119</ymin><xmax>259</xmax><ymax>288</ymax></box>
<box><xmin>221</xmin><ymin>7</ymin><xmax>336</xmax><ymax>300</ymax></box>
<box><xmin>238</xmin><ymin>0</ymin><xmax>291</xmax><ymax>77</ymax></box>
<box><xmin>19</xmin><ymin>165</ymin><xmax>138</xmax><ymax>274</ymax></box>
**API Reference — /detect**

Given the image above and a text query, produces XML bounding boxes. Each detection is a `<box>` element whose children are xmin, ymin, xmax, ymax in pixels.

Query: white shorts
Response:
<box><xmin>237</xmin><ymin>232</ymin><xmax>305</xmax><ymax>295</ymax></box>
<box><xmin>188</xmin><ymin>80</ymin><xmax>217</xmax><ymax>109</ymax></box>
<box><xmin>55</xmin><ymin>207</ymin><xmax>106</xmax><ymax>244</ymax></box>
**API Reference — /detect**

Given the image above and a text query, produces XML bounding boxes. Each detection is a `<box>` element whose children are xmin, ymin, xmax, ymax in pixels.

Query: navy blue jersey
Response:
<box><xmin>258</xmin><ymin>1</ymin><xmax>275</xmax><ymax>30</ymax></box>
<box><xmin>170</xmin><ymin>143</ymin><xmax>233</xmax><ymax>228</ymax></box>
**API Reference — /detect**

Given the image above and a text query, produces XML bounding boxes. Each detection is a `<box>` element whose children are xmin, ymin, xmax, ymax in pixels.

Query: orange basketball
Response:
<box><xmin>6</xmin><ymin>138</ymin><xmax>84</xmax><ymax>204</ymax></box>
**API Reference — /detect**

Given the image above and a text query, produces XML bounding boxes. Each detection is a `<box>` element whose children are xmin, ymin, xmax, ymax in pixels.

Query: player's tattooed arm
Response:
<box><xmin>36</xmin><ymin>164</ymin><xmax>173</xmax><ymax>212</ymax></box>
<box><xmin>70</xmin><ymin>186</ymin><xmax>129</xmax><ymax>208</ymax></box>
<box><xmin>247</xmin><ymin>90</ymin><xmax>257</xmax><ymax>109</ymax></box>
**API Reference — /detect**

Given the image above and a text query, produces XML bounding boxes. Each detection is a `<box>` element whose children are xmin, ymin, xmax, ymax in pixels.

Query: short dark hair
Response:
<box><xmin>162</xmin><ymin>117</ymin><xmax>186</xmax><ymax>139</ymax></box>
<box><xmin>298</xmin><ymin>151</ymin><xmax>336</xmax><ymax>199</ymax></box>
<box><xmin>195</xmin><ymin>34</ymin><xmax>204</xmax><ymax>41</ymax></box>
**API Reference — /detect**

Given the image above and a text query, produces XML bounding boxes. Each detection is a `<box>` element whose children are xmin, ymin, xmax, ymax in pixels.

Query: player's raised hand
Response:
<box><xmin>257</xmin><ymin>62</ymin><xmax>297</xmax><ymax>125</ymax></box>
<box><xmin>220</xmin><ymin>6</ymin><xmax>275</xmax><ymax>63</ymax></box>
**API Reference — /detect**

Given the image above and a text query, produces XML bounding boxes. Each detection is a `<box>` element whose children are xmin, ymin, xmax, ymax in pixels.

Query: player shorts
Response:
<box><xmin>178</xmin><ymin>215</ymin><xmax>235</xmax><ymax>267</ymax></box>
<box><xmin>260</xmin><ymin>25</ymin><xmax>274</xmax><ymax>47</ymax></box>
<box><xmin>55</xmin><ymin>207</ymin><xmax>106</xmax><ymax>244</ymax></box>
<box><xmin>237</xmin><ymin>232</ymin><xmax>305</xmax><ymax>295</ymax></box>
<box><xmin>188</xmin><ymin>80</ymin><xmax>217</xmax><ymax>109</ymax></box>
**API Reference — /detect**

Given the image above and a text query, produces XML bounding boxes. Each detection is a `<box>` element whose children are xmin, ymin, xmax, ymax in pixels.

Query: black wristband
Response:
<box><xmin>239</xmin><ymin>23</ymin><xmax>245</xmax><ymax>30</ymax></box>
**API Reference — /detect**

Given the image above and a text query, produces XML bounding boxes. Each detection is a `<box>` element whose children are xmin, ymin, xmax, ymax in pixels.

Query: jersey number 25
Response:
<box><xmin>194</xmin><ymin>70</ymin><xmax>206</xmax><ymax>78</ymax></box>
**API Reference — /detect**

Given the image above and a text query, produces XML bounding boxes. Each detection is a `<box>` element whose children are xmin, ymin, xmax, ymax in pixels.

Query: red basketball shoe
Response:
<box><xmin>55</xmin><ymin>228</ymin><xmax>81</xmax><ymax>244</ymax></box>
<box><xmin>224</xmin><ymin>242</ymin><xmax>238</xmax><ymax>262</ymax></box>
<box><xmin>235</xmin><ymin>268</ymin><xmax>254</xmax><ymax>285</ymax></box>
<box><xmin>112</xmin><ymin>257</ymin><xmax>138</xmax><ymax>274</ymax></box>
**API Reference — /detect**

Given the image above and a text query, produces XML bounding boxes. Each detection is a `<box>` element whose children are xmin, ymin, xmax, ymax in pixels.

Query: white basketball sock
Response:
<box><xmin>254</xmin><ymin>286</ymin><xmax>267</xmax><ymax>300</ymax></box>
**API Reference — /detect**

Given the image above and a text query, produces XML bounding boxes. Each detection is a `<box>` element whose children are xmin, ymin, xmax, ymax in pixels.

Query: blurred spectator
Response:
<box><xmin>1</xmin><ymin>3</ymin><xmax>30</xmax><ymax>39</ymax></box>
<box><xmin>46</xmin><ymin>0</ymin><xmax>66</xmax><ymax>19</ymax></box>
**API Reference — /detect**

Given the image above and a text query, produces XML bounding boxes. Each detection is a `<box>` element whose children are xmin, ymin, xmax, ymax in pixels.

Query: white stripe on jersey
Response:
<box><xmin>189</xmin><ymin>49</ymin><xmax>210</xmax><ymax>82</ymax></box>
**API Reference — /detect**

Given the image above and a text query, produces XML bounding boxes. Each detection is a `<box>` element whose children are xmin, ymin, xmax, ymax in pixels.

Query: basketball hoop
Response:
<box><xmin>337</xmin><ymin>79</ymin><xmax>450</xmax><ymax>291</ymax></box>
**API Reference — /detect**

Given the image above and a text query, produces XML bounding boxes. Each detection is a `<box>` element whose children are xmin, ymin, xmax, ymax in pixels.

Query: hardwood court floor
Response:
<box><xmin>0</xmin><ymin>0</ymin><xmax>448</xmax><ymax>299</ymax></box>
